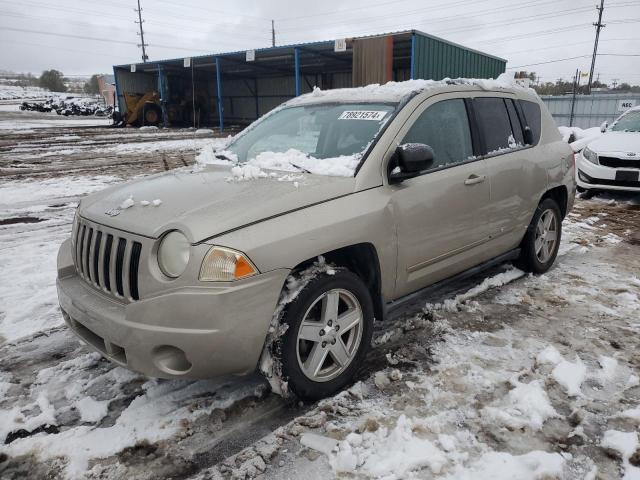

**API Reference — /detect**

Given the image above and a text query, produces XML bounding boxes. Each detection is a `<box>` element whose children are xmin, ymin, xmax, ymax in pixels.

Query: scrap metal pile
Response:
<box><xmin>19</xmin><ymin>97</ymin><xmax>113</xmax><ymax>116</ymax></box>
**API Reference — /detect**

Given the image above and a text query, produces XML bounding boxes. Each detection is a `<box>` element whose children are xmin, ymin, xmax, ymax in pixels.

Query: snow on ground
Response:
<box><xmin>2</xmin><ymin>114</ymin><xmax>640</xmax><ymax>479</ymax></box>
<box><xmin>198</xmin><ymin>198</ymin><xmax>640</xmax><ymax>480</ymax></box>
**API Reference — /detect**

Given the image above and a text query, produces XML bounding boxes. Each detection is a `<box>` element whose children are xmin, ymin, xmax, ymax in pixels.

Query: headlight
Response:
<box><xmin>199</xmin><ymin>246</ymin><xmax>258</xmax><ymax>282</ymax></box>
<box><xmin>582</xmin><ymin>146</ymin><xmax>598</xmax><ymax>164</ymax></box>
<box><xmin>157</xmin><ymin>231</ymin><xmax>190</xmax><ymax>278</ymax></box>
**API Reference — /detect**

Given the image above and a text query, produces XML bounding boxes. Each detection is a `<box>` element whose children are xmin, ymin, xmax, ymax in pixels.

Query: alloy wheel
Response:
<box><xmin>296</xmin><ymin>288</ymin><xmax>363</xmax><ymax>382</ymax></box>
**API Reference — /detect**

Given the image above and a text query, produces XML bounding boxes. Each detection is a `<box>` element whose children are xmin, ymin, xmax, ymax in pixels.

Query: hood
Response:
<box><xmin>589</xmin><ymin>131</ymin><xmax>640</xmax><ymax>155</ymax></box>
<box><xmin>79</xmin><ymin>165</ymin><xmax>357</xmax><ymax>242</ymax></box>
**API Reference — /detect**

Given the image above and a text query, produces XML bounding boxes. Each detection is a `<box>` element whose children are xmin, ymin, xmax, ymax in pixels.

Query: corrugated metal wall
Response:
<box><xmin>540</xmin><ymin>94</ymin><xmax>640</xmax><ymax>128</ymax></box>
<box><xmin>114</xmin><ymin>69</ymin><xmax>157</xmax><ymax>113</ymax></box>
<box><xmin>412</xmin><ymin>33</ymin><xmax>505</xmax><ymax>80</ymax></box>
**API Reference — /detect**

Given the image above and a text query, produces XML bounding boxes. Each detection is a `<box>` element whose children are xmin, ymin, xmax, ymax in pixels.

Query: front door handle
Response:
<box><xmin>464</xmin><ymin>174</ymin><xmax>486</xmax><ymax>186</ymax></box>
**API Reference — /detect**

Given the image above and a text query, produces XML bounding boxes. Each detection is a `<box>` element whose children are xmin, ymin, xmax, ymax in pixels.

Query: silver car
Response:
<box><xmin>57</xmin><ymin>81</ymin><xmax>575</xmax><ymax>399</ymax></box>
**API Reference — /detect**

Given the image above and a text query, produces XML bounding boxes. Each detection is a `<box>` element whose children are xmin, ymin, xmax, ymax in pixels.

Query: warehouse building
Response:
<box><xmin>112</xmin><ymin>30</ymin><xmax>506</xmax><ymax>130</ymax></box>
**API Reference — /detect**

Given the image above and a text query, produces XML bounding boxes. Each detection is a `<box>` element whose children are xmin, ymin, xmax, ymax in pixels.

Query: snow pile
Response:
<box><xmin>291</xmin><ymin>73</ymin><xmax>529</xmax><ymax>106</ymax></box>
<box><xmin>425</xmin><ymin>267</ymin><xmax>524</xmax><ymax>312</ymax></box>
<box><xmin>329</xmin><ymin>414</ymin><xmax>448</xmax><ymax>477</ymax></box>
<box><xmin>601</xmin><ymin>430</ymin><xmax>640</xmax><ymax>479</ymax></box>
<box><xmin>557</xmin><ymin>126</ymin><xmax>602</xmax><ymax>152</ymax></box>
<box><xmin>445</xmin><ymin>450</ymin><xmax>565</xmax><ymax>479</ymax></box>
<box><xmin>75</xmin><ymin>396</ymin><xmax>109</xmax><ymax>423</ymax></box>
<box><xmin>538</xmin><ymin>348</ymin><xmax>587</xmax><ymax>397</ymax></box>
<box><xmin>251</xmin><ymin>149</ymin><xmax>360</xmax><ymax>177</ymax></box>
<box><xmin>0</xmin><ymin>175</ymin><xmax>121</xmax><ymax>206</ymax></box>
<box><xmin>482</xmin><ymin>380</ymin><xmax>559</xmax><ymax>431</ymax></box>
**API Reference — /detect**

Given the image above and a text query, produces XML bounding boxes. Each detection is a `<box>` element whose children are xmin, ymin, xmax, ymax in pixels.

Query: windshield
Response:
<box><xmin>225</xmin><ymin>103</ymin><xmax>396</xmax><ymax>167</ymax></box>
<box><xmin>611</xmin><ymin>110</ymin><xmax>640</xmax><ymax>132</ymax></box>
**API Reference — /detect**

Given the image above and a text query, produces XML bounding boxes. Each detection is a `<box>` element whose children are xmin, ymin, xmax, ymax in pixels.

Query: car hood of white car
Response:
<box><xmin>589</xmin><ymin>131</ymin><xmax>640</xmax><ymax>154</ymax></box>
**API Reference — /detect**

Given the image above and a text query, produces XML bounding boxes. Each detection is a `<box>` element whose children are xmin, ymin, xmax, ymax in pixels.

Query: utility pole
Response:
<box><xmin>569</xmin><ymin>69</ymin><xmax>580</xmax><ymax>127</ymax></box>
<box><xmin>271</xmin><ymin>20</ymin><xmax>276</xmax><ymax>47</ymax></box>
<box><xmin>587</xmin><ymin>0</ymin><xmax>605</xmax><ymax>94</ymax></box>
<box><xmin>135</xmin><ymin>0</ymin><xmax>149</xmax><ymax>62</ymax></box>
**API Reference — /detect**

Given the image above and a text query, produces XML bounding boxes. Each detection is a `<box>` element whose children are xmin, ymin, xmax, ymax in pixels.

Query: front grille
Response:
<box><xmin>72</xmin><ymin>218</ymin><xmax>143</xmax><ymax>301</ymax></box>
<box><xmin>579</xmin><ymin>169</ymin><xmax>640</xmax><ymax>188</ymax></box>
<box><xmin>599</xmin><ymin>156</ymin><xmax>640</xmax><ymax>169</ymax></box>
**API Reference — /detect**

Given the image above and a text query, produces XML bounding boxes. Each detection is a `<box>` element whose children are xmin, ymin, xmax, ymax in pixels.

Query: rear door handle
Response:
<box><xmin>464</xmin><ymin>174</ymin><xmax>486</xmax><ymax>185</ymax></box>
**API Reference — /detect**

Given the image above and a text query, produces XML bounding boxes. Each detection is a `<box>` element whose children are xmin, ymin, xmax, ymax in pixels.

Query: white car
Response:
<box><xmin>577</xmin><ymin>106</ymin><xmax>640</xmax><ymax>195</ymax></box>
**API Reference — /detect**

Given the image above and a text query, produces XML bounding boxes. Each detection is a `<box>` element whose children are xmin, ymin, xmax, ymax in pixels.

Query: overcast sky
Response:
<box><xmin>1</xmin><ymin>0</ymin><xmax>639</xmax><ymax>85</ymax></box>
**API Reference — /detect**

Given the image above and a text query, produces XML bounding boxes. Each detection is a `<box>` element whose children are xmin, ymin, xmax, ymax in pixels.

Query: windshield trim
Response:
<box><xmin>353</xmin><ymin>90</ymin><xmax>423</xmax><ymax>176</ymax></box>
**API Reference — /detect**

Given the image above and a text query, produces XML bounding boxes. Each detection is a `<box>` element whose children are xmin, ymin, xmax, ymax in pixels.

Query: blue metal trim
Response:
<box><xmin>215</xmin><ymin>57</ymin><xmax>224</xmax><ymax>132</ymax></box>
<box><xmin>112</xmin><ymin>66</ymin><xmax>122</xmax><ymax>118</ymax></box>
<box><xmin>294</xmin><ymin>47</ymin><xmax>301</xmax><ymax>97</ymax></box>
<box><xmin>157</xmin><ymin>65</ymin><xmax>169</xmax><ymax>127</ymax></box>
<box><xmin>410</xmin><ymin>33</ymin><xmax>416</xmax><ymax>80</ymax></box>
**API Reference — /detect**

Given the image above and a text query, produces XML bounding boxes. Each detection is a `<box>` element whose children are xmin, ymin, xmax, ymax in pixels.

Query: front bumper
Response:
<box><xmin>576</xmin><ymin>155</ymin><xmax>640</xmax><ymax>192</ymax></box>
<box><xmin>57</xmin><ymin>238</ymin><xmax>289</xmax><ymax>379</ymax></box>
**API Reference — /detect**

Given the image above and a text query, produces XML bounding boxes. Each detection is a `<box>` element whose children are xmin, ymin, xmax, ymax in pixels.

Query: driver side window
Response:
<box><xmin>401</xmin><ymin>99</ymin><xmax>474</xmax><ymax>169</ymax></box>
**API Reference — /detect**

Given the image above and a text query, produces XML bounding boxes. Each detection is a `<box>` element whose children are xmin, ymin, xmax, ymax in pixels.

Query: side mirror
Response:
<box><xmin>389</xmin><ymin>143</ymin><xmax>434</xmax><ymax>183</ymax></box>
<box><xmin>523</xmin><ymin>126</ymin><xmax>534</xmax><ymax>145</ymax></box>
<box><xmin>600</xmin><ymin>121</ymin><xmax>608</xmax><ymax>133</ymax></box>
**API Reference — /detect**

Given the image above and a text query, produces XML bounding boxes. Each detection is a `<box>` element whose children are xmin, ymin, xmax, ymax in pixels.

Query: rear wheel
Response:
<box><xmin>517</xmin><ymin>198</ymin><xmax>562</xmax><ymax>274</ymax></box>
<box><xmin>276</xmin><ymin>268</ymin><xmax>373</xmax><ymax>400</ymax></box>
<box><xmin>141</xmin><ymin>103</ymin><xmax>162</xmax><ymax>126</ymax></box>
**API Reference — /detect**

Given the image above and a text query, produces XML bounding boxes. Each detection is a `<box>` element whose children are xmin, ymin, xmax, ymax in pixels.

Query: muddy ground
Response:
<box><xmin>0</xmin><ymin>108</ymin><xmax>639</xmax><ymax>479</ymax></box>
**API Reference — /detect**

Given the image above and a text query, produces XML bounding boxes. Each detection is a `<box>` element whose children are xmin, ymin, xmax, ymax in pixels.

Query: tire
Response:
<box><xmin>276</xmin><ymin>268</ymin><xmax>374</xmax><ymax>400</ymax></box>
<box><xmin>141</xmin><ymin>103</ymin><xmax>162</xmax><ymax>126</ymax></box>
<box><xmin>517</xmin><ymin>198</ymin><xmax>562</xmax><ymax>274</ymax></box>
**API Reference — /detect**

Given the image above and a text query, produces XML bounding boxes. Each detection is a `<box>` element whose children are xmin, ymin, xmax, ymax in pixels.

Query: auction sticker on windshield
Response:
<box><xmin>338</xmin><ymin>110</ymin><xmax>388</xmax><ymax>121</ymax></box>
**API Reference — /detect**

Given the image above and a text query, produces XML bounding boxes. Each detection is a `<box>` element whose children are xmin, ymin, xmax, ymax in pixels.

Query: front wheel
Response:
<box><xmin>517</xmin><ymin>198</ymin><xmax>562</xmax><ymax>274</ymax></box>
<box><xmin>275</xmin><ymin>268</ymin><xmax>374</xmax><ymax>400</ymax></box>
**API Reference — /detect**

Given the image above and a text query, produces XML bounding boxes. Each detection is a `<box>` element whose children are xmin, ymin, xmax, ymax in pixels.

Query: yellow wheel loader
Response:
<box><xmin>116</xmin><ymin>91</ymin><xmax>163</xmax><ymax>127</ymax></box>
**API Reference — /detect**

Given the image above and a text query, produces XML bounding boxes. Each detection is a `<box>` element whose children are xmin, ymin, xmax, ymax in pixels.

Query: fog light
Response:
<box><xmin>152</xmin><ymin>345</ymin><xmax>192</xmax><ymax>375</ymax></box>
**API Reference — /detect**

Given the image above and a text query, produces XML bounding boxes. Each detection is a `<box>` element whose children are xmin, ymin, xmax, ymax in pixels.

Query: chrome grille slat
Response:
<box><xmin>78</xmin><ymin>225</ymin><xmax>88</xmax><ymax>277</ymax></box>
<box><xmin>97</xmin><ymin>232</ymin><xmax>107</xmax><ymax>290</ymax></box>
<box><xmin>86</xmin><ymin>228</ymin><xmax>95</xmax><ymax>283</ymax></box>
<box><xmin>93</xmin><ymin>231</ymin><xmax>103</xmax><ymax>287</ymax></box>
<box><xmin>108</xmin><ymin>235</ymin><xmax>119</xmax><ymax>296</ymax></box>
<box><xmin>72</xmin><ymin>218</ymin><xmax>144</xmax><ymax>303</ymax></box>
<box><xmin>122</xmin><ymin>241</ymin><xmax>133</xmax><ymax>300</ymax></box>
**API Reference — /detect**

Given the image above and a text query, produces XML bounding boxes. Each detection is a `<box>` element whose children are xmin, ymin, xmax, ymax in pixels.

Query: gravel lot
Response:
<box><xmin>1</xmin><ymin>108</ymin><xmax>639</xmax><ymax>479</ymax></box>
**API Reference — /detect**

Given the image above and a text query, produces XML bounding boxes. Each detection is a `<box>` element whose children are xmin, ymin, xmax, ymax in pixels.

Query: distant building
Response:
<box><xmin>97</xmin><ymin>75</ymin><xmax>116</xmax><ymax>106</ymax></box>
<box><xmin>112</xmin><ymin>30</ymin><xmax>506</xmax><ymax>129</ymax></box>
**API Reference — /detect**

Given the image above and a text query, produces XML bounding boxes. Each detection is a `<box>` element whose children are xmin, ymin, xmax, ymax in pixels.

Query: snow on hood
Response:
<box><xmin>79</xmin><ymin>165</ymin><xmax>356</xmax><ymax>241</ymax></box>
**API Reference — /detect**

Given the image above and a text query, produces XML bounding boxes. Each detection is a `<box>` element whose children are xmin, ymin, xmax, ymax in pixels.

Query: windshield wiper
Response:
<box><xmin>288</xmin><ymin>161</ymin><xmax>311</xmax><ymax>174</ymax></box>
<box><xmin>215</xmin><ymin>153</ymin><xmax>234</xmax><ymax>162</ymax></box>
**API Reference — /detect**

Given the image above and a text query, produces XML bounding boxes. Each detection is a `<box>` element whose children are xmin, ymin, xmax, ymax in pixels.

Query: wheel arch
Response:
<box><xmin>289</xmin><ymin>243</ymin><xmax>384</xmax><ymax>323</ymax></box>
<box><xmin>541</xmin><ymin>185</ymin><xmax>569</xmax><ymax>218</ymax></box>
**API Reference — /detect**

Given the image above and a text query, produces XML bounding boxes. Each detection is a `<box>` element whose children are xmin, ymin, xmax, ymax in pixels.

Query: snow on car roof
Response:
<box><xmin>286</xmin><ymin>73</ymin><xmax>532</xmax><ymax>106</ymax></box>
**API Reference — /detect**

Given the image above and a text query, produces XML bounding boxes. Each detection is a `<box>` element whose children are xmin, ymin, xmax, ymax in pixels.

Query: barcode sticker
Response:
<box><xmin>338</xmin><ymin>111</ymin><xmax>387</xmax><ymax>121</ymax></box>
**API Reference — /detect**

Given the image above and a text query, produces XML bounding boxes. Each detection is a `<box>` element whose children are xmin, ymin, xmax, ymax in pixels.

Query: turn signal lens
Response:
<box><xmin>199</xmin><ymin>246</ymin><xmax>258</xmax><ymax>282</ymax></box>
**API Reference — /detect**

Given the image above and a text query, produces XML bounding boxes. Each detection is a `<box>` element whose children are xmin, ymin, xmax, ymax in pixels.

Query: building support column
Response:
<box><xmin>157</xmin><ymin>65</ymin><xmax>169</xmax><ymax>127</ymax></box>
<box><xmin>410</xmin><ymin>32</ymin><xmax>416</xmax><ymax>80</ymax></box>
<box><xmin>294</xmin><ymin>47</ymin><xmax>301</xmax><ymax>96</ymax></box>
<box><xmin>215</xmin><ymin>57</ymin><xmax>224</xmax><ymax>132</ymax></box>
<box><xmin>112</xmin><ymin>67</ymin><xmax>122</xmax><ymax>123</ymax></box>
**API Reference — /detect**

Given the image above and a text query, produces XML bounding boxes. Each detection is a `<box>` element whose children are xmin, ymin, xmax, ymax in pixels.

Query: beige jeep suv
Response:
<box><xmin>57</xmin><ymin>80</ymin><xmax>575</xmax><ymax>399</ymax></box>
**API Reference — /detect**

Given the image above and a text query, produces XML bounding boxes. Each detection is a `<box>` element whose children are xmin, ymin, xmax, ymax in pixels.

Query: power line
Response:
<box><xmin>588</xmin><ymin>0</ymin><xmax>606</xmax><ymax>92</ymax></box>
<box><xmin>507</xmin><ymin>55</ymin><xmax>592</xmax><ymax>69</ymax></box>
<box><xmin>135</xmin><ymin>0</ymin><xmax>149</xmax><ymax>62</ymax></box>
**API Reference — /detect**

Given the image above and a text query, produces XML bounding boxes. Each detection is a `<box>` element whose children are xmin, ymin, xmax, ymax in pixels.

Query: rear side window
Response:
<box><xmin>473</xmin><ymin>98</ymin><xmax>515</xmax><ymax>154</ymax></box>
<box><xmin>401</xmin><ymin>99</ymin><xmax>473</xmax><ymax>169</ymax></box>
<box><xmin>519</xmin><ymin>100</ymin><xmax>542</xmax><ymax>145</ymax></box>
